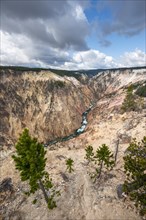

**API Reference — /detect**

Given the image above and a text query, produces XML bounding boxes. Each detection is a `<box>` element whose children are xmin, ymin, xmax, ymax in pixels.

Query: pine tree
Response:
<box><xmin>12</xmin><ymin>128</ymin><xmax>60</xmax><ymax>209</ymax></box>
<box><xmin>85</xmin><ymin>145</ymin><xmax>94</xmax><ymax>163</ymax></box>
<box><xmin>94</xmin><ymin>144</ymin><xmax>115</xmax><ymax>179</ymax></box>
<box><xmin>66</xmin><ymin>158</ymin><xmax>74</xmax><ymax>173</ymax></box>
<box><xmin>85</xmin><ymin>144</ymin><xmax>114</xmax><ymax>182</ymax></box>
<box><xmin>121</xmin><ymin>85</ymin><xmax>137</xmax><ymax>112</ymax></box>
<box><xmin>123</xmin><ymin>137</ymin><xmax>146</xmax><ymax>216</ymax></box>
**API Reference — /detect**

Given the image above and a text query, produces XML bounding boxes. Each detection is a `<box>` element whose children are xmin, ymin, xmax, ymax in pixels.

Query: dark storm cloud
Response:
<box><xmin>1</xmin><ymin>0</ymin><xmax>90</xmax><ymax>68</ymax></box>
<box><xmin>97</xmin><ymin>0</ymin><xmax>146</xmax><ymax>46</ymax></box>
<box><xmin>1</xmin><ymin>0</ymin><xmax>89</xmax><ymax>51</ymax></box>
<box><xmin>32</xmin><ymin>44</ymin><xmax>71</xmax><ymax>65</ymax></box>
<box><xmin>1</xmin><ymin>0</ymin><xmax>67</xmax><ymax>20</ymax></box>
<box><xmin>103</xmin><ymin>0</ymin><xmax>145</xmax><ymax>36</ymax></box>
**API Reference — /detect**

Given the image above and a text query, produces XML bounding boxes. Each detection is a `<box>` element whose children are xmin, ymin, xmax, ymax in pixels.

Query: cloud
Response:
<box><xmin>57</xmin><ymin>49</ymin><xmax>146</xmax><ymax>70</ymax></box>
<box><xmin>1</xmin><ymin>1</ymin><xmax>89</xmax><ymax>51</ymax></box>
<box><xmin>96</xmin><ymin>0</ymin><xmax>146</xmax><ymax>45</ymax></box>
<box><xmin>1</xmin><ymin>0</ymin><xmax>68</xmax><ymax>20</ymax></box>
<box><xmin>0</xmin><ymin>31</ymin><xmax>117</xmax><ymax>69</ymax></box>
<box><xmin>1</xmin><ymin>1</ymin><xmax>145</xmax><ymax>69</ymax></box>
<box><xmin>120</xmin><ymin>49</ymin><xmax>146</xmax><ymax>67</ymax></box>
<box><xmin>0</xmin><ymin>31</ymin><xmax>70</xmax><ymax>67</ymax></box>
<box><xmin>61</xmin><ymin>49</ymin><xmax>119</xmax><ymax>70</ymax></box>
<box><xmin>1</xmin><ymin>1</ymin><xmax>91</xmax><ymax>68</ymax></box>
<box><xmin>1</xmin><ymin>31</ymin><xmax>145</xmax><ymax>70</ymax></box>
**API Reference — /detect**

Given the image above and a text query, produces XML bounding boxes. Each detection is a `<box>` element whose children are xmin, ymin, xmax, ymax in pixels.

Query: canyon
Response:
<box><xmin>0</xmin><ymin>66</ymin><xmax>146</xmax><ymax>220</ymax></box>
<box><xmin>0</xmin><ymin>68</ymin><xmax>94</xmax><ymax>147</ymax></box>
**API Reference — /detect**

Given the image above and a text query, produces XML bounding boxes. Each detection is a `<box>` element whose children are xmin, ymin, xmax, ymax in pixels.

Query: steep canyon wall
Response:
<box><xmin>0</xmin><ymin>67</ymin><xmax>145</xmax><ymax>148</ymax></box>
<box><xmin>0</xmin><ymin>69</ymin><xmax>94</xmax><ymax>147</ymax></box>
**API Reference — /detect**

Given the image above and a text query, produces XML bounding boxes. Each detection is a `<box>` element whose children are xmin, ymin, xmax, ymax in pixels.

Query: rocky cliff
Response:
<box><xmin>0</xmin><ymin>66</ymin><xmax>146</xmax><ymax>220</ymax></box>
<box><xmin>0</xmin><ymin>69</ymin><xmax>94</xmax><ymax>147</ymax></box>
<box><xmin>89</xmin><ymin>68</ymin><xmax>146</xmax><ymax>98</ymax></box>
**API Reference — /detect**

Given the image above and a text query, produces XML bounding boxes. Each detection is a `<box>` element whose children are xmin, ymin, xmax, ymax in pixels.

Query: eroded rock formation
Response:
<box><xmin>0</xmin><ymin>66</ymin><xmax>146</xmax><ymax>220</ymax></box>
<box><xmin>0</xmin><ymin>69</ymin><xmax>94</xmax><ymax>146</ymax></box>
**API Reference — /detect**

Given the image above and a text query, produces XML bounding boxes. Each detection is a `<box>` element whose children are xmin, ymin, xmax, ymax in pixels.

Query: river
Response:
<box><xmin>44</xmin><ymin>104</ymin><xmax>93</xmax><ymax>147</ymax></box>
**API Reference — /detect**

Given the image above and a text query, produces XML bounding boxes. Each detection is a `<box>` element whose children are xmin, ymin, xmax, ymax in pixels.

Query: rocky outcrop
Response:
<box><xmin>0</xmin><ymin>69</ymin><xmax>95</xmax><ymax>147</ymax></box>
<box><xmin>89</xmin><ymin>68</ymin><xmax>146</xmax><ymax>98</ymax></box>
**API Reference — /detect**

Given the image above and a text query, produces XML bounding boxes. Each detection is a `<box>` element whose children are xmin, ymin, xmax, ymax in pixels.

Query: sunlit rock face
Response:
<box><xmin>0</xmin><ymin>69</ymin><xmax>94</xmax><ymax>146</ymax></box>
<box><xmin>0</xmin><ymin>67</ymin><xmax>146</xmax><ymax>147</ymax></box>
<box><xmin>89</xmin><ymin>68</ymin><xmax>146</xmax><ymax>98</ymax></box>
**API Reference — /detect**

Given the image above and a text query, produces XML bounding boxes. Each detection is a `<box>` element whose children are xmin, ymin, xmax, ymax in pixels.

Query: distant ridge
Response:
<box><xmin>0</xmin><ymin>65</ymin><xmax>146</xmax><ymax>78</ymax></box>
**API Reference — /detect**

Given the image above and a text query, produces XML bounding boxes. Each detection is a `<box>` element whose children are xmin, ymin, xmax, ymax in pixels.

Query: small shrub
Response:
<box><xmin>135</xmin><ymin>85</ymin><xmax>146</xmax><ymax>97</ymax></box>
<box><xmin>54</xmin><ymin>80</ymin><xmax>65</xmax><ymax>88</ymax></box>
<box><xmin>85</xmin><ymin>145</ymin><xmax>94</xmax><ymax>162</ymax></box>
<box><xmin>121</xmin><ymin>86</ymin><xmax>137</xmax><ymax>112</ymax></box>
<box><xmin>66</xmin><ymin>158</ymin><xmax>74</xmax><ymax>173</ymax></box>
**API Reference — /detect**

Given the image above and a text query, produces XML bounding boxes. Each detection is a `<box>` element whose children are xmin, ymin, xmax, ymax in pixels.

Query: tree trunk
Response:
<box><xmin>39</xmin><ymin>179</ymin><xmax>49</xmax><ymax>205</ymax></box>
<box><xmin>114</xmin><ymin>139</ymin><xmax>119</xmax><ymax>163</ymax></box>
<box><xmin>98</xmin><ymin>161</ymin><xmax>103</xmax><ymax>179</ymax></box>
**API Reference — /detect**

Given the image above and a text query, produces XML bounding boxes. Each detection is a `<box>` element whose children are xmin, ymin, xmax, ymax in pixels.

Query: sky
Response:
<box><xmin>1</xmin><ymin>0</ymin><xmax>146</xmax><ymax>70</ymax></box>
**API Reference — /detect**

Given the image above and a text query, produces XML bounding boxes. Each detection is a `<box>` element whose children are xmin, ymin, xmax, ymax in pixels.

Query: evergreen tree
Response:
<box><xmin>66</xmin><ymin>158</ymin><xmax>74</xmax><ymax>173</ymax></box>
<box><xmin>123</xmin><ymin>137</ymin><xmax>146</xmax><ymax>216</ymax></box>
<box><xmin>135</xmin><ymin>85</ymin><xmax>146</xmax><ymax>97</ymax></box>
<box><xmin>85</xmin><ymin>144</ymin><xmax>114</xmax><ymax>182</ymax></box>
<box><xmin>121</xmin><ymin>85</ymin><xmax>137</xmax><ymax>112</ymax></box>
<box><xmin>12</xmin><ymin>128</ymin><xmax>60</xmax><ymax>209</ymax></box>
<box><xmin>94</xmin><ymin>144</ymin><xmax>115</xmax><ymax>179</ymax></box>
<box><xmin>85</xmin><ymin>145</ymin><xmax>94</xmax><ymax>163</ymax></box>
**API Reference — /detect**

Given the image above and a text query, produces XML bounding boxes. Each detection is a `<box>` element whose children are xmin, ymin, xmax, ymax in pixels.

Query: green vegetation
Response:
<box><xmin>0</xmin><ymin>65</ymin><xmax>47</xmax><ymax>72</ymax></box>
<box><xmin>85</xmin><ymin>145</ymin><xmax>94</xmax><ymax>162</ymax></box>
<box><xmin>50</xmin><ymin>69</ymin><xmax>81</xmax><ymax>80</ymax></box>
<box><xmin>135</xmin><ymin>85</ymin><xmax>146</xmax><ymax>97</ymax></box>
<box><xmin>12</xmin><ymin>129</ymin><xmax>146</xmax><ymax>215</ymax></box>
<box><xmin>85</xmin><ymin>144</ymin><xmax>114</xmax><ymax>182</ymax></box>
<box><xmin>66</xmin><ymin>158</ymin><xmax>74</xmax><ymax>173</ymax></box>
<box><xmin>53</xmin><ymin>80</ymin><xmax>65</xmax><ymax>88</ymax></box>
<box><xmin>121</xmin><ymin>85</ymin><xmax>137</xmax><ymax>112</ymax></box>
<box><xmin>123</xmin><ymin>137</ymin><xmax>146</xmax><ymax>216</ymax></box>
<box><xmin>121</xmin><ymin>84</ymin><xmax>145</xmax><ymax>112</ymax></box>
<box><xmin>85</xmin><ymin>139</ymin><xmax>146</xmax><ymax>215</ymax></box>
<box><xmin>12</xmin><ymin>129</ymin><xmax>60</xmax><ymax>209</ymax></box>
